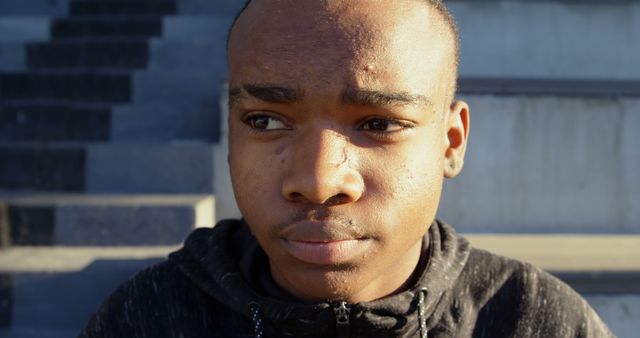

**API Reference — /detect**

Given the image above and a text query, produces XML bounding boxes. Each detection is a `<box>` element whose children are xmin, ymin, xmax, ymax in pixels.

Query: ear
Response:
<box><xmin>443</xmin><ymin>100</ymin><xmax>470</xmax><ymax>178</ymax></box>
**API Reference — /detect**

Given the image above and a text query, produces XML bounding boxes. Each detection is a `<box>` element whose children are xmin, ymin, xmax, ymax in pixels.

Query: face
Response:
<box><xmin>227</xmin><ymin>0</ymin><xmax>469</xmax><ymax>303</ymax></box>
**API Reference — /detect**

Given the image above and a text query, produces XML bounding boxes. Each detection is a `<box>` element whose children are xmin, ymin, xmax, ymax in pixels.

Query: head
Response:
<box><xmin>227</xmin><ymin>0</ymin><xmax>469</xmax><ymax>303</ymax></box>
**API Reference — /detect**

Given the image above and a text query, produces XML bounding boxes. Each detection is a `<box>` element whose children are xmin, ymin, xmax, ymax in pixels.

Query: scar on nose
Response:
<box><xmin>334</xmin><ymin>147</ymin><xmax>349</xmax><ymax>167</ymax></box>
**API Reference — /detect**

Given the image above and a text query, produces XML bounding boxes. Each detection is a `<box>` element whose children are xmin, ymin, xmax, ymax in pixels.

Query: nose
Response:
<box><xmin>282</xmin><ymin>128</ymin><xmax>364</xmax><ymax>205</ymax></box>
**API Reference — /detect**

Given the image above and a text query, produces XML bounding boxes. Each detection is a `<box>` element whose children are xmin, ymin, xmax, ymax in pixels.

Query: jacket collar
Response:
<box><xmin>170</xmin><ymin>219</ymin><xmax>470</xmax><ymax>337</ymax></box>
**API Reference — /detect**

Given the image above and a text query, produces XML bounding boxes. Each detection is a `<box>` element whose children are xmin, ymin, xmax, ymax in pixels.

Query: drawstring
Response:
<box><xmin>417</xmin><ymin>288</ymin><xmax>428</xmax><ymax>338</ymax></box>
<box><xmin>249</xmin><ymin>302</ymin><xmax>264</xmax><ymax>338</ymax></box>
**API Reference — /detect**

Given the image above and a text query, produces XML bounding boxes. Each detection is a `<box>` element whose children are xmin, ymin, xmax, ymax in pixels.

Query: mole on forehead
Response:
<box><xmin>364</xmin><ymin>64</ymin><xmax>375</xmax><ymax>72</ymax></box>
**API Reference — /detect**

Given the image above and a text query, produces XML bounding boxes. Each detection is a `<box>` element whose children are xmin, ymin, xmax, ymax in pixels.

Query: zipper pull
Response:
<box><xmin>333</xmin><ymin>301</ymin><xmax>351</xmax><ymax>337</ymax></box>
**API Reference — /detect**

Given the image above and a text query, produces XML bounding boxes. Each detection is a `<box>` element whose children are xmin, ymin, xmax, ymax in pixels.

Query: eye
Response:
<box><xmin>243</xmin><ymin>113</ymin><xmax>290</xmax><ymax>131</ymax></box>
<box><xmin>359</xmin><ymin>118</ymin><xmax>408</xmax><ymax>132</ymax></box>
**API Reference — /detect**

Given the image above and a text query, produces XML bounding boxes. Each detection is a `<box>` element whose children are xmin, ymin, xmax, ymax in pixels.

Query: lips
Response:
<box><xmin>282</xmin><ymin>238</ymin><xmax>370</xmax><ymax>265</ymax></box>
<box><xmin>278</xmin><ymin>220</ymin><xmax>371</xmax><ymax>265</ymax></box>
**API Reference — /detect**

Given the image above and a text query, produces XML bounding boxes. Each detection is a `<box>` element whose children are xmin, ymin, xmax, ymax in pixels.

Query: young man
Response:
<box><xmin>80</xmin><ymin>0</ymin><xmax>614</xmax><ymax>337</ymax></box>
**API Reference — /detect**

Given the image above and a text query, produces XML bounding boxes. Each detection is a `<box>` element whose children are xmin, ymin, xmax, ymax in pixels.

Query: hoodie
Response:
<box><xmin>79</xmin><ymin>219</ymin><xmax>614</xmax><ymax>338</ymax></box>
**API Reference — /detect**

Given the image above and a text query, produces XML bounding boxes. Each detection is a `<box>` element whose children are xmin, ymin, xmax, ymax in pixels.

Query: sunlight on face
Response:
<box><xmin>227</xmin><ymin>0</ymin><xmax>463</xmax><ymax>303</ymax></box>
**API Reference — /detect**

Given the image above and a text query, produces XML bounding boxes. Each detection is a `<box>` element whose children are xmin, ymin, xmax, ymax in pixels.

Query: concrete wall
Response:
<box><xmin>450</xmin><ymin>0</ymin><xmax>640</xmax><ymax>79</ymax></box>
<box><xmin>439</xmin><ymin>95</ymin><xmax>640</xmax><ymax>233</ymax></box>
<box><xmin>585</xmin><ymin>294</ymin><xmax>640</xmax><ymax>338</ymax></box>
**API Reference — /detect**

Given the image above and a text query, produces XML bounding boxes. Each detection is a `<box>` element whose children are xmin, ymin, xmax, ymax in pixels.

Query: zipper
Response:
<box><xmin>333</xmin><ymin>301</ymin><xmax>351</xmax><ymax>338</ymax></box>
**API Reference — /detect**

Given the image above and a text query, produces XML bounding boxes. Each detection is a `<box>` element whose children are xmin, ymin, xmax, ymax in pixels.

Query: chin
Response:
<box><xmin>284</xmin><ymin>264</ymin><xmax>368</xmax><ymax>302</ymax></box>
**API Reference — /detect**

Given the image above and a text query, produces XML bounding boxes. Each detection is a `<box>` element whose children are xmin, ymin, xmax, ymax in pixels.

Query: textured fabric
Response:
<box><xmin>79</xmin><ymin>219</ymin><xmax>614</xmax><ymax>338</ymax></box>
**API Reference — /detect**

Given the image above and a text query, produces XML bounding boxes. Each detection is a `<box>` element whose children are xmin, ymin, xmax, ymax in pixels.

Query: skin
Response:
<box><xmin>227</xmin><ymin>0</ymin><xmax>470</xmax><ymax>303</ymax></box>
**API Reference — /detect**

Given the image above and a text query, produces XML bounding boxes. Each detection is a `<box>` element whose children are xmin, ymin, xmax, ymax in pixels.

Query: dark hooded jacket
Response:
<box><xmin>79</xmin><ymin>219</ymin><xmax>614</xmax><ymax>338</ymax></box>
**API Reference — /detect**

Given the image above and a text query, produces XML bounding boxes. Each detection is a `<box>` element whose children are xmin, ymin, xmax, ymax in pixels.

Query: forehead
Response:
<box><xmin>227</xmin><ymin>0</ymin><xmax>454</xmax><ymax>100</ymax></box>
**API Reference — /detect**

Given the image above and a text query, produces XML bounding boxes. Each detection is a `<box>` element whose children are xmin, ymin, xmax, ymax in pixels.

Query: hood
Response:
<box><xmin>169</xmin><ymin>219</ymin><xmax>470</xmax><ymax>337</ymax></box>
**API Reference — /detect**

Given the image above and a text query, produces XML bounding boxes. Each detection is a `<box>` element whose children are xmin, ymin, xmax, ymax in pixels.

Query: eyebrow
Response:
<box><xmin>229</xmin><ymin>84</ymin><xmax>301</xmax><ymax>106</ymax></box>
<box><xmin>341</xmin><ymin>88</ymin><xmax>432</xmax><ymax>108</ymax></box>
<box><xmin>228</xmin><ymin>83</ymin><xmax>431</xmax><ymax>108</ymax></box>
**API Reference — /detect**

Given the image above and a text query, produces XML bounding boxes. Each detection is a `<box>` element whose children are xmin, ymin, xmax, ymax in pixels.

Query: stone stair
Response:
<box><xmin>69</xmin><ymin>0</ymin><xmax>176</xmax><ymax>16</ymax></box>
<box><xmin>0</xmin><ymin>0</ymin><xmax>240</xmax><ymax>336</ymax></box>
<box><xmin>0</xmin><ymin>246</ymin><xmax>176</xmax><ymax>337</ymax></box>
<box><xmin>0</xmin><ymin>194</ymin><xmax>214</xmax><ymax>246</ymax></box>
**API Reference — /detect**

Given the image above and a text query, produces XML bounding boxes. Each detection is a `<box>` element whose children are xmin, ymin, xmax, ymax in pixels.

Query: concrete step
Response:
<box><xmin>147</xmin><ymin>38</ymin><xmax>225</xmax><ymax>72</ymax></box>
<box><xmin>52</xmin><ymin>18</ymin><xmax>163</xmax><ymax>39</ymax></box>
<box><xmin>111</xmin><ymin>102</ymin><xmax>220</xmax><ymax>142</ymax></box>
<box><xmin>0</xmin><ymin>246</ymin><xmax>175</xmax><ymax>335</ymax></box>
<box><xmin>0</xmin><ymin>69</ymin><xmax>227</xmax><ymax>105</ymax></box>
<box><xmin>0</xmin><ymin>72</ymin><xmax>131</xmax><ymax>103</ymax></box>
<box><xmin>0</xmin><ymin>146</ymin><xmax>85</xmax><ymax>191</ymax></box>
<box><xmin>175</xmin><ymin>0</ymin><xmax>245</xmax><ymax>16</ymax></box>
<box><xmin>0</xmin><ymin>18</ymin><xmax>50</xmax><ymax>43</ymax></box>
<box><xmin>0</xmin><ymin>102</ymin><xmax>219</xmax><ymax>142</ymax></box>
<box><xmin>0</xmin><ymin>105</ymin><xmax>110</xmax><ymax>142</ymax></box>
<box><xmin>584</xmin><ymin>295</ymin><xmax>640</xmax><ymax>338</ymax></box>
<box><xmin>0</xmin><ymin>194</ymin><xmax>214</xmax><ymax>246</ymax></box>
<box><xmin>457</xmin><ymin>78</ymin><xmax>640</xmax><ymax>98</ymax></box>
<box><xmin>131</xmin><ymin>70</ymin><xmax>222</xmax><ymax>110</ymax></box>
<box><xmin>143</xmin><ymin>17</ymin><xmax>233</xmax><ymax>74</ymax></box>
<box><xmin>21</xmin><ymin>33</ymin><xmax>227</xmax><ymax>70</ymax></box>
<box><xmin>70</xmin><ymin>0</ymin><xmax>176</xmax><ymax>16</ymax></box>
<box><xmin>438</xmin><ymin>95</ymin><xmax>640</xmax><ymax>234</ymax></box>
<box><xmin>450</xmin><ymin>0</ymin><xmax>640</xmax><ymax>80</ymax></box>
<box><xmin>0</xmin><ymin>143</ymin><xmax>215</xmax><ymax>193</ymax></box>
<box><xmin>161</xmin><ymin>16</ymin><xmax>232</xmax><ymax>41</ymax></box>
<box><xmin>85</xmin><ymin>142</ymin><xmax>215</xmax><ymax>193</ymax></box>
<box><xmin>0</xmin><ymin>43</ymin><xmax>26</xmax><ymax>71</ymax></box>
<box><xmin>27</xmin><ymin>40</ymin><xmax>149</xmax><ymax>69</ymax></box>
<box><xmin>29</xmin><ymin>17</ymin><xmax>231</xmax><ymax>70</ymax></box>
<box><xmin>466</xmin><ymin>234</ymin><xmax>640</xmax><ymax>293</ymax></box>
<box><xmin>0</xmin><ymin>1</ymin><xmax>68</xmax><ymax>17</ymax></box>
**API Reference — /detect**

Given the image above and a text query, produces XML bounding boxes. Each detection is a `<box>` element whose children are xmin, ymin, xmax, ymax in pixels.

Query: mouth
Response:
<box><xmin>281</xmin><ymin>238</ymin><xmax>370</xmax><ymax>265</ymax></box>
<box><xmin>278</xmin><ymin>220</ymin><xmax>371</xmax><ymax>265</ymax></box>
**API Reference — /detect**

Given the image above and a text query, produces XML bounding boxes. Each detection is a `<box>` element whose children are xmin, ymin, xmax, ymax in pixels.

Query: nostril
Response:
<box><xmin>287</xmin><ymin>192</ymin><xmax>306</xmax><ymax>202</ymax></box>
<box><xmin>285</xmin><ymin>192</ymin><xmax>352</xmax><ymax>205</ymax></box>
<box><xmin>324</xmin><ymin>193</ymin><xmax>352</xmax><ymax>206</ymax></box>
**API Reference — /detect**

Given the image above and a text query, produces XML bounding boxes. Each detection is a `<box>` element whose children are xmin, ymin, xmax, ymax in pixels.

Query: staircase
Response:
<box><xmin>0</xmin><ymin>0</ymin><xmax>242</xmax><ymax>336</ymax></box>
<box><xmin>0</xmin><ymin>0</ymin><xmax>639</xmax><ymax>337</ymax></box>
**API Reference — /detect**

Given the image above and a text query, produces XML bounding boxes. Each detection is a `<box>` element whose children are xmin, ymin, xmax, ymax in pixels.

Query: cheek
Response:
<box><xmin>229</xmin><ymin>139</ymin><xmax>264</xmax><ymax>206</ymax></box>
<box><xmin>361</xmin><ymin>136</ymin><xmax>444</xmax><ymax>240</ymax></box>
<box><xmin>367</xmin><ymin>135</ymin><xmax>444</xmax><ymax>199</ymax></box>
<box><xmin>400</xmin><ymin>138</ymin><xmax>445</xmax><ymax>211</ymax></box>
<box><xmin>229</xmin><ymin>137</ymin><xmax>289</xmax><ymax>222</ymax></box>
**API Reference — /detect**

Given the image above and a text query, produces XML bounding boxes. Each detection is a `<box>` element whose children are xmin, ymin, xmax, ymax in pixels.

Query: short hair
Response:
<box><xmin>227</xmin><ymin>0</ymin><xmax>460</xmax><ymax>92</ymax></box>
<box><xmin>228</xmin><ymin>0</ymin><xmax>459</xmax><ymax>58</ymax></box>
<box><xmin>227</xmin><ymin>0</ymin><xmax>460</xmax><ymax>53</ymax></box>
